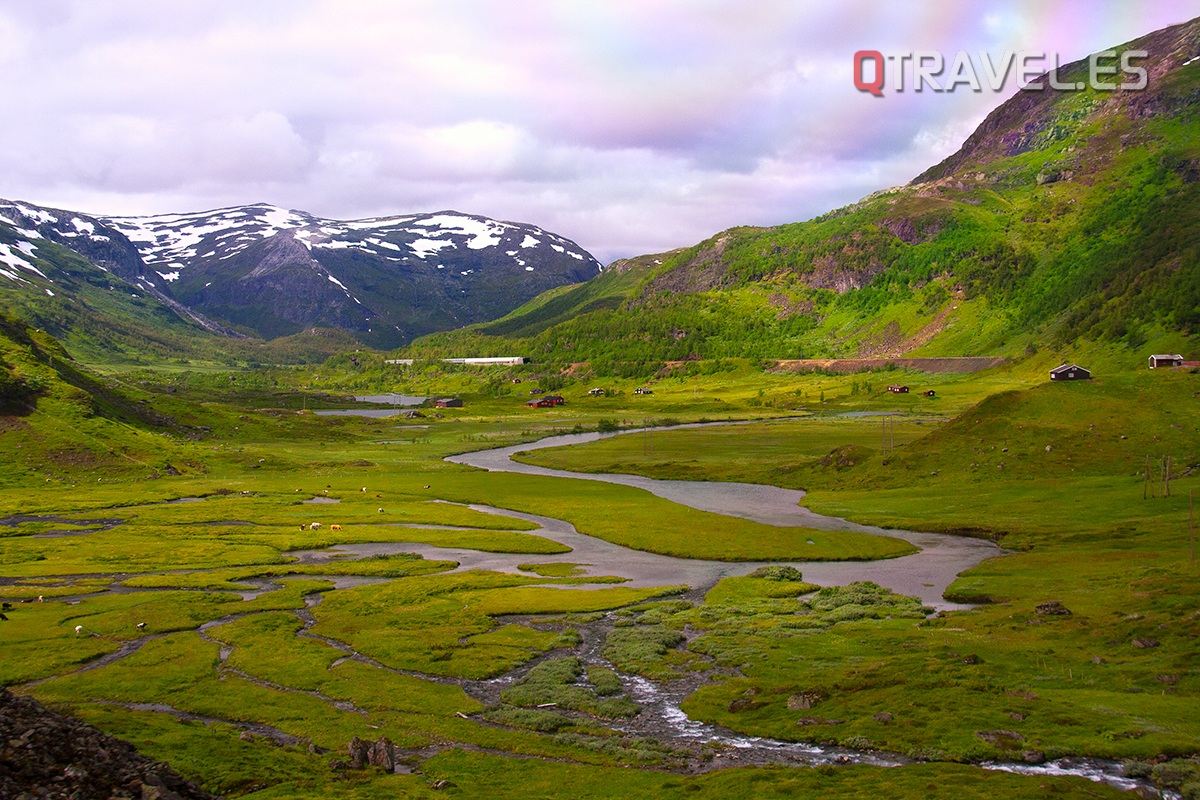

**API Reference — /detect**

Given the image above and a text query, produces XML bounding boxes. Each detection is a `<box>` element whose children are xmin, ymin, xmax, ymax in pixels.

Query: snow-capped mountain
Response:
<box><xmin>0</xmin><ymin>200</ymin><xmax>601</xmax><ymax>348</ymax></box>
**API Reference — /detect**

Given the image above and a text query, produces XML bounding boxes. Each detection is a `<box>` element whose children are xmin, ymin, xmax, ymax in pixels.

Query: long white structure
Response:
<box><xmin>386</xmin><ymin>357</ymin><xmax>527</xmax><ymax>366</ymax></box>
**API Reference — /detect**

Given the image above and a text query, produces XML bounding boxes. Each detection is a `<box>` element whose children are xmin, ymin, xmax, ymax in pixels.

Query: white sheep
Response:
<box><xmin>74</xmin><ymin>625</ymin><xmax>83</xmax><ymax>636</ymax></box>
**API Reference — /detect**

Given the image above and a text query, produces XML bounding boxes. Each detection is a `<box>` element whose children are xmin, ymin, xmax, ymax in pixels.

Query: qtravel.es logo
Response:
<box><xmin>853</xmin><ymin>49</ymin><xmax>1148</xmax><ymax>96</ymax></box>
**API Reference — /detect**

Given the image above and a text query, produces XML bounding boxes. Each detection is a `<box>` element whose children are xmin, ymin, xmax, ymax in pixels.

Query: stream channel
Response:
<box><xmin>385</xmin><ymin>425</ymin><xmax>1144</xmax><ymax>794</ymax></box>
<box><xmin>14</xmin><ymin>423</ymin><xmax>1155</xmax><ymax>794</ymax></box>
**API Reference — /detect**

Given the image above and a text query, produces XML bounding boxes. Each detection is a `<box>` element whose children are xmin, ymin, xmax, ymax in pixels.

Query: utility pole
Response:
<box><xmin>1190</xmin><ymin>490</ymin><xmax>1194</xmax><ymax>564</ymax></box>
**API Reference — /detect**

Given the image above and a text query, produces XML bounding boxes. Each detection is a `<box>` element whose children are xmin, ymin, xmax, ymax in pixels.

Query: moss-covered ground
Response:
<box><xmin>2</xmin><ymin>349</ymin><xmax>1197</xmax><ymax>798</ymax></box>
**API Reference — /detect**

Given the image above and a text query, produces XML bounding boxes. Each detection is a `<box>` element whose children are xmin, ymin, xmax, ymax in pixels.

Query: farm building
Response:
<box><xmin>1148</xmin><ymin>354</ymin><xmax>1184</xmax><ymax>368</ymax></box>
<box><xmin>923</xmin><ymin>390</ymin><xmax>936</xmax><ymax>397</ymax></box>
<box><xmin>434</xmin><ymin>398</ymin><xmax>463</xmax><ymax>408</ymax></box>
<box><xmin>887</xmin><ymin>385</ymin><xmax>909</xmax><ymax>394</ymax></box>
<box><xmin>1050</xmin><ymin>364</ymin><xmax>1091</xmax><ymax>381</ymax></box>
<box><xmin>543</xmin><ymin>395</ymin><xmax>565</xmax><ymax>405</ymax></box>
<box><xmin>587</xmin><ymin>388</ymin><xmax>606</xmax><ymax>396</ymax></box>
<box><xmin>634</xmin><ymin>387</ymin><xmax>653</xmax><ymax>395</ymax></box>
<box><xmin>525</xmin><ymin>395</ymin><xmax>565</xmax><ymax>408</ymax></box>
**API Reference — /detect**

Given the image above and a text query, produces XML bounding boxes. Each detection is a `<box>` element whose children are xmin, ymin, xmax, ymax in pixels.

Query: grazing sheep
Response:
<box><xmin>423</xmin><ymin>485</ymin><xmax>430</xmax><ymax>489</ymax></box>
<box><xmin>375</xmin><ymin>494</ymin><xmax>381</xmax><ymax>498</ymax></box>
<box><xmin>378</xmin><ymin>508</ymin><xmax>384</xmax><ymax>514</ymax></box>
<box><xmin>360</xmin><ymin>487</ymin><xmax>366</xmax><ymax>492</ymax></box>
<box><xmin>300</xmin><ymin>524</ymin><xmax>305</xmax><ymax>531</ymax></box>
<box><xmin>309</xmin><ymin>522</ymin><xmax>322</xmax><ymax>530</ymax></box>
<box><xmin>330</xmin><ymin>524</ymin><xmax>343</xmax><ymax>531</ymax></box>
<box><xmin>37</xmin><ymin>595</ymin><xmax>43</xmax><ymax>603</ymax></box>
<box><xmin>74</xmin><ymin>625</ymin><xmax>83</xmax><ymax>635</ymax></box>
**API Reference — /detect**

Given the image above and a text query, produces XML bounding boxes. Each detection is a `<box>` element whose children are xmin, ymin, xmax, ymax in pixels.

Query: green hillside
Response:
<box><xmin>404</xmin><ymin>19</ymin><xmax>1200</xmax><ymax>369</ymax></box>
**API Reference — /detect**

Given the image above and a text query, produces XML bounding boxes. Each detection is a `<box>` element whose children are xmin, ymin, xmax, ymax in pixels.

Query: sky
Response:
<box><xmin>0</xmin><ymin>1</ymin><xmax>1194</xmax><ymax>264</ymax></box>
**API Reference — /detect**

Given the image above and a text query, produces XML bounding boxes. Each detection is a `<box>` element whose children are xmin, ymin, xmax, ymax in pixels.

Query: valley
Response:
<box><xmin>2</xmin><ymin>14</ymin><xmax>1199</xmax><ymax>800</ymax></box>
<box><xmin>1</xmin><ymin>341</ymin><xmax>1197</xmax><ymax>798</ymax></box>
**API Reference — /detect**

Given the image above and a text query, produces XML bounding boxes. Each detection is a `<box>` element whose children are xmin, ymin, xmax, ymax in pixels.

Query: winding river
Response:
<box><xmin>442</xmin><ymin>427</ymin><xmax>1000</xmax><ymax>610</ymax></box>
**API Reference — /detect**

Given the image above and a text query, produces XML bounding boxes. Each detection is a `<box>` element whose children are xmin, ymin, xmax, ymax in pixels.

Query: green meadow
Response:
<box><xmin>2</xmin><ymin>349</ymin><xmax>1198</xmax><ymax>799</ymax></box>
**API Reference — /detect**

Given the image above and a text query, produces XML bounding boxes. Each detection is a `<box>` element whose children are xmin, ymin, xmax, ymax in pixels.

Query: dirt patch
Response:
<box><xmin>0</xmin><ymin>415</ymin><xmax>30</xmax><ymax>432</ymax></box>
<box><xmin>770</xmin><ymin>357</ymin><xmax>1005</xmax><ymax>374</ymax></box>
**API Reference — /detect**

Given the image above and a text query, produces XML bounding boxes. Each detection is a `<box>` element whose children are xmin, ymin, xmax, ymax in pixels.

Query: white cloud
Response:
<box><xmin>0</xmin><ymin>0</ymin><xmax>1191</xmax><ymax>263</ymax></box>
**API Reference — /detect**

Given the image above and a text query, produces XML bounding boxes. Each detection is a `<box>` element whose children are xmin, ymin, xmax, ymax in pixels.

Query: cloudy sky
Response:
<box><xmin>0</xmin><ymin>1</ymin><xmax>1193</xmax><ymax>263</ymax></box>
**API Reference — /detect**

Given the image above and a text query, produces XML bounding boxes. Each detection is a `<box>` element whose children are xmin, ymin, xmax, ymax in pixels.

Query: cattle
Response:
<box><xmin>1</xmin><ymin>602</ymin><xmax>11</xmax><ymax>611</ymax></box>
<box><xmin>136</xmin><ymin>622</ymin><xmax>146</xmax><ymax>631</ymax></box>
<box><xmin>309</xmin><ymin>522</ymin><xmax>322</xmax><ymax>530</ymax></box>
<box><xmin>0</xmin><ymin>613</ymin><xmax>8</xmax><ymax>621</ymax></box>
<box><xmin>330</xmin><ymin>524</ymin><xmax>343</xmax><ymax>531</ymax></box>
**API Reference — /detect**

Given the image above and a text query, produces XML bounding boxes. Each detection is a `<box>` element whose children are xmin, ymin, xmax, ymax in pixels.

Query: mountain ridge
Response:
<box><xmin>0</xmin><ymin>199</ymin><xmax>602</xmax><ymax>350</ymax></box>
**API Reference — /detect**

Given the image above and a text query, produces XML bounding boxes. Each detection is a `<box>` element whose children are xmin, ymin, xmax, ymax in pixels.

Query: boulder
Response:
<box><xmin>1034</xmin><ymin>601</ymin><xmax>1071</xmax><ymax>616</ymax></box>
<box><xmin>975</xmin><ymin>730</ymin><xmax>1026</xmax><ymax>746</ymax></box>
<box><xmin>1132</xmin><ymin>637</ymin><xmax>1160</xmax><ymax>649</ymax></box>
<box><xmin>872</xmin><ymin>712</ymin><xmax>893</xmax><ymax>724</ymax></box>
<box><xmin>348</xmin><ymin>736</ymin><xmax>398</xmax><ymax>772</ymax></box>
<box><xmin>1022</xmin><ymin>750</ymin><xmax>1046</xmax><ymax>764</ymax></box>
<box><xmin>786</xmin><ymin>691</ymin><xmax>822</xmax><ymax>710</ymax></box>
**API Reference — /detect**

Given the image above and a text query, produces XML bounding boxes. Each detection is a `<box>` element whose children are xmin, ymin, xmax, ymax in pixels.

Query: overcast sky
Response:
<box><xmin>0</xmin><ymin>1</ymin><xmax>1193</xmax><ymax>263</ymax></box>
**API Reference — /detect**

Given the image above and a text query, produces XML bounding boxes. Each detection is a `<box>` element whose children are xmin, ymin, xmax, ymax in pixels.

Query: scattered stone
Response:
<box><xmin>727</xmin><ymin>697</ymin><xmax>761</xmax><ymax>713</ymax></box>
<box><xmin>1091</xmin><ymin>656</ymin><xmax>1107</xmax><ymax>665</ymax></box>
<box><xmin>1045</xmin><ymin>445</ymin><xmax>1053</xmax><ymax>452</ymax></box>
<box><xmin>1132</xmin><ymin>637</ymin><xmax>1160</xmax><ymax>649</ymax></box>
<box><xmin>1009</xmin><ymin>712</ymin><xmax>1026</xmax><ymax>721</ymax></box>
<box><xmin>1155</xmin><ymin>675</ymin><xmax>1179</xmax><ymax>685</ymax></box>
<box><xmin>1035</xmin><ymin>601</ymin><xmax>1072</xmax><ymax>616</ymax></box>
<box><xmin>872</xmin><ymin>712</ymin><xmax>893</xmax><ymax>724</ymax></box>
<box><xmin>1022</xmin><ymin>750</ymin><xmax>1046</xmax><ymax>764</ymax></box>
<box><xmin>797</xmin><ymin>717</ymin><xmax>843</xmax><ymax>726</ymax></box>
<box><xmin>975</xmin><ymin>730</ymin><xmax>1026</xmax><ymax>745</ymax></box>
<box><xmin>1124</xmin><ymin>613</ymin><xmax>1144</xmax><ymax>621</ymax></box>
<box><xmin>786</xmin><ymin>691</ymin><xmax>822</xmax><ymax>710</ymax></box>
<box><xmin>961</xmin><ymin>654</ymin><xmax>982</xmax><ymax>665</ymax></box>
<box><xmin>348</xmin><ymin>736</ymin><xmax>399</xmax><ymax>772</ymax></box>
<box><xmin>0</xmin><ymin>688</ymin><xmax>215</xmax><ymax>800</ymax></box>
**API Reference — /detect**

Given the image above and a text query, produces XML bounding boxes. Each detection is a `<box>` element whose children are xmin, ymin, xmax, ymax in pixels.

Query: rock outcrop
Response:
<box><xmin>0</xmin><ymin>688</ymin><xmax>217</xmax><ymax>800</ymax></box>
